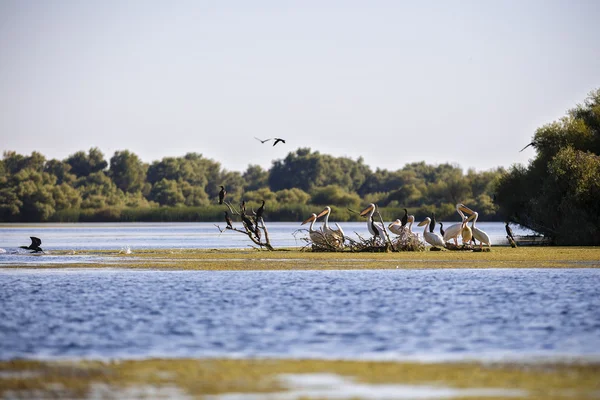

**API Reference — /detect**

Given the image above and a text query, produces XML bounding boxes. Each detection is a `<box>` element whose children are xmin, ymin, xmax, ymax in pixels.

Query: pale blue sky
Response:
<box><xmin>1</xmin><ymin>0</ymin><xmax>598</xmax><ymax>172</ymax></box>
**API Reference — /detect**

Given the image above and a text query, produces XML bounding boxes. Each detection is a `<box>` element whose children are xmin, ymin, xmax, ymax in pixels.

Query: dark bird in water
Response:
<box><xmin>430</xmin><ymin>213</ymin><xmax>436</xmax><ymax>233</ymax></box>
<box><xmin>20</xmin><ymin>237</ymin><xmax>43</xmax><ymax>253</ymax></box>
<box><xmin>273</xmin><ymin>138</ymin><xmax>286</xmax><ymax>146</ymax></box>
<box><xmin>505</xmin><ymin>222</ymin><xmax>515</xmax><ymax>241</ymax></box>
<box><xmin>255</xmin><ymin>200</ymin><xmax>265</xmax><ymax>221</ymax></box>
<box><xmin>439</xmin><ymin>222</ymin><xmax>445</xmax><ymax>236</ymax></box>
<box><xmin>254</xmin><ymin>137</ymin><xmax>272</xmax><ymax>144</ymax></box>
<box><xmin>241</xmin><ymin>211</ymin><xmax>255</xmax><ymax>234</ymax></box>
<box><xmin>224</xmin><ymin>211</ymin><xmax>233</xmax><ymax>230</ymax></box>
<box><xmin>219</xmin><ymin>186</ymin><xmax>226</xmax><ymax>205</ymax></box>
<box><xmin>401</xmin><ymin>208</ymin><xmax>408</xmax><ymax>227</ymax></box>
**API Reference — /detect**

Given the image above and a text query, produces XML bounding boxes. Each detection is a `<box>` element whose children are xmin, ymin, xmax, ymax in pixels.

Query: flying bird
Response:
<box><xmin>273</xmin><ymin>138</ymin><xmax>286</xmax><ymax>146</ymax></box>
<box><xmin>254</xmin><ymin>137</ymin><xmax>272</xmax><ymax>144</ymax></box>
<box><xmin>219</xmin><ymin>186</ymin><xmax>226</xmax><ymax>205</ymax></box>
<box><xmin>224</xmin><ymin>211</ymin><xmax>233</xmax><ymax>230</ymax></box>
<box><xmin>520</xmin><ymin>142</ymin><xmax>534</xmax><ymax>152</ymax></box>
<box><xmin>20</xmin><ymin>237</ymin><xmax>43</xmax><ymax>253</ymax></box>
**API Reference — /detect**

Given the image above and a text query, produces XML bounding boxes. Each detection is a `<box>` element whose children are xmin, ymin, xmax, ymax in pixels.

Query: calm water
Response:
<box><xmin>0</xmin><ymin>221</ymin><xmax>533</xmax><ymax>251</ymax></box>
<box><xmin>1</xmin><ymin>269</ymin><xmax>598</xmax><ymax>362</ymax></box>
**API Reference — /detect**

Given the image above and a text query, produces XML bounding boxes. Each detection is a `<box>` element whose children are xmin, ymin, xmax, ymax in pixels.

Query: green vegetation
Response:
<box><xmin>495</xmin><ymin>89</ymin><xmax>600</xmax><ymax>245</ymax></box>
<box><xmin>0</xmin><ymin>148</ymin><xmax>503</xmax><ymax>223</ymax></box>
<box><xmin>0</xmin><ymin>358</ymin><xmax>597</xmax><ymax>399</ymax></box>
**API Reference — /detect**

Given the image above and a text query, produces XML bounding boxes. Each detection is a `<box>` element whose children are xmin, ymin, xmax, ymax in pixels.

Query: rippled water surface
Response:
<box><xmin>1</xmin><ymin>269</ymin><xmax>598</xmax><ymax>361</ymax></box>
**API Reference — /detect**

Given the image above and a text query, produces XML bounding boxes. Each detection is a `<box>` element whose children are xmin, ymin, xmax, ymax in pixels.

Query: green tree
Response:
<box><xmin>109</xmin><ymin>150</ymin><xmax>147</xmax><ymax>193</ymax></box>
<box><xmin>66</xmin><ymin>147</ymin><xmax>108</xmax><ymax>177</ymax></box>
<box><xmin>495</xmin><ymin>89</ymin><xmax>600</xmax><ymax>244</ymax></box>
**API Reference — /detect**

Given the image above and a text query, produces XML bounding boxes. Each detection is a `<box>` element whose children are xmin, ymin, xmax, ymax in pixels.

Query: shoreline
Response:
<box><xmin>1</xmin><ymin>357</ymin><xmax>598</xmax><ymax>399</ymax></box>
<box><xmin>1</xmin><ymin>247</ymin><xmax>600</xmax><ymax>269</ymax></box>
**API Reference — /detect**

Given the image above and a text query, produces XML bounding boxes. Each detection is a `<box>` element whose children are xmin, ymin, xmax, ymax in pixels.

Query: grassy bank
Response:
<box><xmin>5</xmin><ymin>247</ymin><xmax>600</xmax><ymax>269</ymax></box>
<box><xmin>0</xmin><ymin>358</ymin><xmax>598</xmax><ymax>399</ymax></box>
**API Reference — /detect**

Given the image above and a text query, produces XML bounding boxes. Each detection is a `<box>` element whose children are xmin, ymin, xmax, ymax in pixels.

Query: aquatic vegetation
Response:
<box><xmin>0</xmin><ymin>358</ymin><xmax>598</xmax><ymax>399</ymax></box>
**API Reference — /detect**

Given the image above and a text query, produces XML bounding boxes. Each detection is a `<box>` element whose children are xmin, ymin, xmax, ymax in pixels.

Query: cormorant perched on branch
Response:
<box><xmin>219</xmin><ymin>186</ymin><xmax>226</xmax><ymax>205</ymax></box>
<box><xmin>254</xmin><ymin>137</ymin><xmax>271</xmax><ymax>144</ymax></box>
<box><xmin>20</xmin><ymin>237</ymin><xmax>43</xmax><ymax>253</ymax></box>
<box><xmin>430</xmin><ymin>213</ymin><xmax>436</xmax><ymax>233</ymax></box>
<box><xmin>255</xmin><ymin>200</ymin><xmax>265</xmax><ymax>220</ymax></box>
<box><xmin>273</xmin><ymin>138</ymin><xmax>285</xmax><ymax>146</ymax></box>
<box><xmin>439</xmin><ymin>222</ymin><xmax>445</xmax><ymax>237</ymax></box>
<box><xmin>401</xmin><ymin>208</ymin><xmax>408</xmax><ymax>227</ymax></box>
<box><xmin>224</xmin><ymin>211</ymin><xmax>233</xmax><ymax>230</ymax></box>
<box><xmin>241</xmin><ymin>211</ymin><xmax>255</xmax><ymax>234</ymax></box>
<box><xmin>505</xmin><ymin>222</ymin><xmax>515</xmax><ymax>241</ymax></box>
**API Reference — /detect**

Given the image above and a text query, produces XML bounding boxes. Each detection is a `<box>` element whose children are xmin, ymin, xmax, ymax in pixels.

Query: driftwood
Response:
<box><xmin>214</xmin><ymin>201</ymin><xmax>275</xmax><ymax>251</ymax></box>
<box><xmin>294</xmin><ymin>229</ymin><xmax>346</xmax><ymax>252</ymax></box>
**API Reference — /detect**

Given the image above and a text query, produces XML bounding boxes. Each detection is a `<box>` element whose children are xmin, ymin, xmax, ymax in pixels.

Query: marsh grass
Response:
<box><xmin>0</xmin><ymin>358</ymin><xmax>598</xmax><ymax>399</ymax></box>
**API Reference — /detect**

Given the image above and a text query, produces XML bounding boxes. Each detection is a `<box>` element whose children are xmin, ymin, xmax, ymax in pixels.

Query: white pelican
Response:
<box><xmin>359</xmin><ymin>203</ymin><xmax>386</xmax><ymax>239</ymax></box>
<box><xmin>461</xmin><ymin>216</ymin><xmax>473</xmax><ymax>244</ymax></box>
<box><xmin>388</xmin><ymin>215</ymin><xmax>414</xmax><ymax>236</ymax></box>
<box><xmin>301</xmin><ymin>213</ymin><xmax>326</xmax><ymax>245</ymax></box>
<box><xmin>317</xmin><ymin>206</ymin><xmax>345</xmax><ymax>245</ymax></box>
<box><xmin>459</xmin><ymin>206</ymin><xmax>491</xmax><ymax>249</ymax></box>
<box><xmin>443</xmin><ymin>204</ymin><xmax>469</xmax><ymax>245</ymax></box>
<box><xmin>418</xmin><ymin>217</ymin><xmax>445</xmax><ymax>248</ymax></box>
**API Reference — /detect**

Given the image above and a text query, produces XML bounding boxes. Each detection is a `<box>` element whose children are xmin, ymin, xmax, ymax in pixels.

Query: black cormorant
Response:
<box><xmin>241</xmin><ymin>211</ymin><xmax>255</xmax><ymax>234</ymax></box>
<box><xmin>20</xmin><ymin>237</ymin><xmax>43</xmax><ymax>253</ymax></box>
<box><xmin>430</xmin><ymin>213</ymin><xmax>436</xmax><ymax>233</ymax></box>
<box><xmin>439</xmin><ymin>222</ymin><xmax>445</xmax><ymax>236</ymax></box>
<box><xmin>273</xmin><ymin>138</ymin><xmax>286</xmax><ymax>146</ymax></box>
<box><xmin>254</xmin><ymin>137</ymin><xmax>272</xmax><ymax>144</ymax></box>
<box><xmin>224</xmin><ymin>211</ymin><xmax>233</xmax><ymax>229</ymax></box>
<box><xmin>219</xmin><ymin>186</ymin><xmax>226</xmax><ymax>205</ymax></box>
<box><xmin>505</xmin><ymin>222</ymin><xmax>515</xmax><ymax>241</ymax></box>
<box><xmin>255</xmin><ymin>200</ymin><xmax>265</xmax><ymax>220</ymax></box>
<box><xmin>401</xmin><ymin>208</ymin><xmax>408</xmax><ymax>227</ymax></box>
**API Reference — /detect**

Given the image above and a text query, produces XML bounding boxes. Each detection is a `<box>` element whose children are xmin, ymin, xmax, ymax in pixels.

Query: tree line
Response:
<box><xmin>0</xmin><ymin>147</ymin><xmax>503</xmax><ymax>223</ymax></box>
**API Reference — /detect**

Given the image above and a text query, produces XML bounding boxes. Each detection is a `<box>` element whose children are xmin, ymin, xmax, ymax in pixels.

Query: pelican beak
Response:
<box><xmin>301</xmin><ymin>215</ymin><xmax>315</xmax><ymax>225</ymax></box>
<box><xmin>418</xmin><ymin>219</ymin><xmax>428</xmax><ymax>227</ymax></box>
<box><xmin>359</xmin><ymin>204</ymin><xmax>374</xmax><ymax>217</ymax></box>
<box><xmin>317</xmin><ymin>208</ymin><xmax>329</xmax><ymax>219</ymax></box>
<box><xmin>459</xmin><ymin>204</ymin><xmax>474</xmax><ymax>215</ymax></box>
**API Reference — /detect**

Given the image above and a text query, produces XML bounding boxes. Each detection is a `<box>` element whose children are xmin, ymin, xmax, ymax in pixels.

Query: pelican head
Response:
<box><xmin>360</xmin><ymin>204</ymin><xmax>376</xmax><ymax>217</ymax></box>
<box><xmin>301</xmin><ymin>214</ymin><xmax>317</xmax><ymax>225</ymax></box>
<box><xmin>317</xmin><ymin>206</ymin><xmax>331</xmax><ymax>219</ymax></box>
<box><xmin>418</xmin><ymin>217</ymin><xmax>431</xmax><ymax>227</ymax></box>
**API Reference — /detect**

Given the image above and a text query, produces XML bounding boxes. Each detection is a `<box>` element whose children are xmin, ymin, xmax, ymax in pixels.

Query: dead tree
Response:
<box><xmin>214</xmin><ymin>201</ymin><xmax>275</xmax><ymax>251</ymax></box>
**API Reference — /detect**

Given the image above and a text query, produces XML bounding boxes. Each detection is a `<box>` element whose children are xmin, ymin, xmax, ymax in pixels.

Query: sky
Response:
<box><xmin>1</xmin><ymin>0</ymin><xmax>599</xmax><ymax>173</ymax></box>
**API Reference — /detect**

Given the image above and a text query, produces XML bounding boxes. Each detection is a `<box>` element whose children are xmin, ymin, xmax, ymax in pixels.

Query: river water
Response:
<box><xmin>0</xmin><ymin>221</ymin><xmax>533</xmax><ymax>252</ymax></box>
<box><xmin>1</xmin><ymin>268</ymin><xmax>598</xmax><ymax>362</ymax></box>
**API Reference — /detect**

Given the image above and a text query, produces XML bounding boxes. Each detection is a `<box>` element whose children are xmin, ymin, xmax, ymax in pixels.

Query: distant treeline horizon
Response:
<box><xmin>0</xmin><ymin>147</ymin><xmax>504</xmax><ymax>223</ymax></box>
